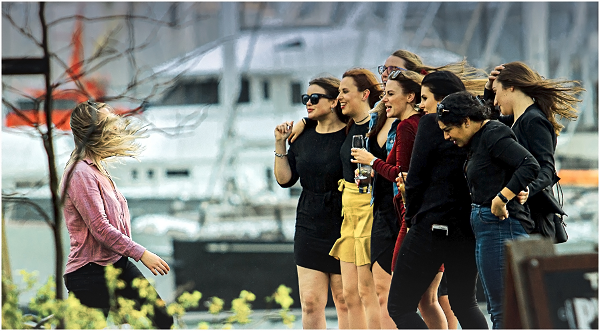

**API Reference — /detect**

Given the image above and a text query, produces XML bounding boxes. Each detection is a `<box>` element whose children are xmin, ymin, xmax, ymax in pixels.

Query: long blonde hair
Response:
<box><xmin>66</xmin><ymin>101</ymin><xmax>146</xmax><ymax>177</ymax></box>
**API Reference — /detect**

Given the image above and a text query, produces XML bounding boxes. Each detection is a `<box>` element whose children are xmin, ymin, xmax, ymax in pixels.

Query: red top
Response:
<box><xmin>61</xmin><ymin>159</ymin><xmax>145</xmax><ymax>275</ymax></box>
<box><xmin>372</xmin><ymin>113</ymin><xmax>423</xmax><ymax>181</ymax></box>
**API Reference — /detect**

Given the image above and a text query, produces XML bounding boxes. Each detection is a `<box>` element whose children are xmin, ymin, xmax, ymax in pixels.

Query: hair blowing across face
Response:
<box><xmin>495</xmin><ymin>61</ymin><xmax>583</xmax><ymax>135</ymax></box>
<box><xmin>309</xmin><ymin>76</ymin><xmax>349</xmax><ymax>123</ymax></box>
<box><xmin>67</xmin><ymin>102</ymin><xmax>145</xmax><ymax>173</ymax></box>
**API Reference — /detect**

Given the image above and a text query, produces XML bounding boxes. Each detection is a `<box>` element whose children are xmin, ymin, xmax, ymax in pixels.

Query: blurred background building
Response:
<box><xmin>2</xmin><ymin>2</ymin><xmax>598</xmax><ymax>324</ymax></box>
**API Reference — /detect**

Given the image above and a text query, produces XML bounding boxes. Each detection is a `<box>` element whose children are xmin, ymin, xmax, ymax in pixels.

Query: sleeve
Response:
<box><xmin>277</xmin><ymin>140</ymin><xmax>300</xmax><ymax>188</ymax></box>
<box><xmin>487</xmin><ymin>129</ymin><xmax>540</xmax><ymax>195</ymax></box>
<box><xmin>404</xmin><ymin>117</ymin><xmax>436</xmax><ymax>222</ymax></box>
<box><xmin>68</xmin><ymin>171</ymin><xmax>145</xmax><ymax>260</ymax></box>
<box><xmin>522</xmin><ymin>116</ymin><xmax>556</xmax><ymax>196</ymax></box>
<box><xmin>372</xmin><ymin>119</ymin><xmax>418</xmax><ymax>182</ymax></box>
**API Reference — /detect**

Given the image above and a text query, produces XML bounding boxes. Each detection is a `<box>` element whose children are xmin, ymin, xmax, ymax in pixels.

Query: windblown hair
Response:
<box><xmin>308</xmin><ymin>76</ymin><xmax>349</xmax><ymax>123</ymax></box>
<box><xmin>391</xmin><ymin>49</ymin><xmax>487</xmax><ymax>94</ymax></box>
<box><xmin>421</xmin><ymin>71</ymin><xmax>467</xmax><ymax>101</ymax></box>
<box><xmin>342</xmin><ymin>68</ymin><xmax>384</xmax><ymax>133</ymax></box>
<box><xmin>495</xmin><ymin>61</ymin><xmax>584</xmax><ymax>135</ymax></box>
<box><xmin>65</xmin><ymin>101</ymin><xmax>146</xmax><ymax>177</ymax></box>
<box><xmin>368</xmin><ymin>71</ymin><xmax>423</xmax><ymax>138</ymax></box>
<box><xmin>436</xmin><ymin>91</ymin><xmax>488</xmax><ymax>127</ymax></box>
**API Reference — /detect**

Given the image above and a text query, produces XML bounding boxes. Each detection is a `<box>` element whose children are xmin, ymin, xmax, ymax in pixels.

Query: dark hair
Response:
<box><xmin>421</xmin><ymin>71</ymin><xmax>466</xmax><ymax>101</ymax></box>
<box><xmin>495</xmin><ymin>61</ymin><xmax>583</xmax><ymax>135</ymax></box>
<box><xmin>308</xmin><ymin>76</ymin><xmax>349</xmax><ymax>123</ymax></box>
<box><xmin>436</xmin><ymin>91</ymin><xmax>488</xmax><ymax>126</ymax></box>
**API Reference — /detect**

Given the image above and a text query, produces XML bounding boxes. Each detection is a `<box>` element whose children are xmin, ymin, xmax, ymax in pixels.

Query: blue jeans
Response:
<box><xmin>471</xmin><ymin>204</ymin><xmax>528</xmax><ymax>329</ymax></box>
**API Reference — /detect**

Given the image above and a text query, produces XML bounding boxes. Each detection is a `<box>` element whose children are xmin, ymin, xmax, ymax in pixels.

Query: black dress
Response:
<box><xmin>368</xmin><ymin>124</ymin><xmax>398</xmax><ymax>274</ymax></box>
<box><xmin>278</xmin><ymin>121</ymin><xmax>346</xmax><ymax>274</ymax></box>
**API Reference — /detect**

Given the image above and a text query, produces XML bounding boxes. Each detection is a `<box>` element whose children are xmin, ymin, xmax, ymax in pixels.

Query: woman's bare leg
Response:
<box><xmin>372</xmin><ymin>262</ymin><xmax>396</xmax><ymax>329</ymax></box>
<box><xmin>297</xmin><ymin>266</ymin><xmax>330</xmax><ymax>329</ymax></box>
<box><xmin>418</xmin><ymin>271</ymin><xmax>448</xmax><ymax>329</ymax></box>
<box><xmin>330</xmin><ymin>273</ymin><xmax>349</xmax><ymax>329</ymax></box>
<box><xmin>340</xmin><ymin>261</ymin><xmax>367</xmax><ymax>329</ymax></box>
<box><xmin>357</xmin><ymin>264</ymin><xmax>382</xmax><ymax>329</ymax></box>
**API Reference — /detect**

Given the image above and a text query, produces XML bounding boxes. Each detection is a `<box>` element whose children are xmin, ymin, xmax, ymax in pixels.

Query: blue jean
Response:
<box><xmin>470</xmin><ymin>204</ymin><xmax>528</xmax><ymax>329</ymax></box>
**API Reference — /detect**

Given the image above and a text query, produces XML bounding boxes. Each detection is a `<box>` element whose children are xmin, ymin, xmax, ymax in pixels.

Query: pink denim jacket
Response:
<box><xmin>62</xmin><ymin>159</ymin><xmax>145</xmax><ymax>274</ymax></box>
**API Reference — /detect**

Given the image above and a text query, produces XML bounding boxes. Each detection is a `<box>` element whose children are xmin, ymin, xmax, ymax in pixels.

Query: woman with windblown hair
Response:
<box><xmin>61</xmin><ymin>100</ymin><xmax>173</xmax><ymax>329</ymax></box>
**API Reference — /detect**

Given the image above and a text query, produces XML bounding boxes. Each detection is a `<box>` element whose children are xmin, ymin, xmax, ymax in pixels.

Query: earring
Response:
<box><xmin>331</xmin><ymin>107</ymin><xmax>335</xmax><ymax>113</ymax></box>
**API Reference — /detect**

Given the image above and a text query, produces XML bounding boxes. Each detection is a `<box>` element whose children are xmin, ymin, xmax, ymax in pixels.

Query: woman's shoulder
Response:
<box><xmin>483</xmin><ymin>120</ymin><xmax>515</xmax><ymax>140</ymax></box>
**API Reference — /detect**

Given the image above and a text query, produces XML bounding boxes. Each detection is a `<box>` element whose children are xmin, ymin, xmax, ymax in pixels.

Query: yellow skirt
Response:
<box><xmin>329</xmin><ymin>179</ymin><xmax>374</xmax><ymax>266</ymax></box>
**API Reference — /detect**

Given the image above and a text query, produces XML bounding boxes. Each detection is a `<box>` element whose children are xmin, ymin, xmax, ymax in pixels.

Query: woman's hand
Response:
<box><xmin>491</xmin><ymin>196</ymin><xmax>509</xmax><ymax>220</ymax></box>
<box><xmin>351</xmin><ymin>148</ymin><xmax>375</xmax><ymax>165</ymax></box>
<box><xmin>485</xmin><ymin>64</ymin><xmax>505</xmax><ymax>90</ymax></box>
<box><xmin>516</xmin><ymin>187</ymin><xmax>529</xmax><ymax>205</ymax></box>
<box><xmin>288</xmin><ymin>119</ymin><xmax>306</xmax><ymax>143</ymax></box>
<box><xmin>274</xmin><ymin>121</ymin><xmax>294</xmax><ymax>142</ymax></box>
<box><xmin>140</xmin><ymin>250</ymin><xmax>170</xmax><ymax>276</ymax></box>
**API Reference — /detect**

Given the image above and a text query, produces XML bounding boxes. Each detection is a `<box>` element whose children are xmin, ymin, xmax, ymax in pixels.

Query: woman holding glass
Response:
<box><xmin>327</xmin><ymin>68</ymin><xmax>383</xmax><ymax>329</ymax></box>
<box><xmin>274</xmin><ymin>77</ymin><xmax>349</xmax><ymax>329</ymax></box>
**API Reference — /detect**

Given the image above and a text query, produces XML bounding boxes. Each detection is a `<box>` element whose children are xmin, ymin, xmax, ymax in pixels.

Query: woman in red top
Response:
<box><xmin>61</xmin><ymin>101</ymin><xmax>173</xmax><ymax>328</ymax></box>
<box><xmin>352</xmin><ymin>70</ymin><xmax>451</xmax><ymax>329</ymax></box>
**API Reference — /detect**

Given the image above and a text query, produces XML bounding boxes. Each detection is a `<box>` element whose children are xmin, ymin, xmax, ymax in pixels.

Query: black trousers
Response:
<box><xmin>64</xmin><ymin>257</ymin><xmax>173</xmax><ymax>329</ymax></box>
<box><xmin>387</xmin><ymin>220</ymin><xmax>489</xmax><ymax>329</ymax></box>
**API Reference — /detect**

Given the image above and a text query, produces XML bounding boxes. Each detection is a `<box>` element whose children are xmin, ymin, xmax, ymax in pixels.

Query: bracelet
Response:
<box><xmin>274</xmin><ymin>151</ymin><xmax>288</xmax><ymax>158</ymax></box>
<box><xmin>369</xmin><ymin>157</ymin><xmax>377</xmax><ymax>167</ymax></box>
<box><xmin>497</xmin><ymin>192</ymin><xmax>509</xmax><ymax>204</ymax></box>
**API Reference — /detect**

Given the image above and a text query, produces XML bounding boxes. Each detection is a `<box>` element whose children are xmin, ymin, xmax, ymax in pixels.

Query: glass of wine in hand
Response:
<box><xmin>352</xmin><ymin>135</ymin><xmax>371</xmax><ymax>193</ymax></box>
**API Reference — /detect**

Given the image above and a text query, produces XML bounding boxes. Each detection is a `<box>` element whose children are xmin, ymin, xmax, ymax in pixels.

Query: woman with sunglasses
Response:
<box><xmin>484</xmin><ymin>62</ymin><xmax>582</xmax><ymax>238</ymax></box>
<box><xmin>325</xmin><ymin>68</ymin><xmax>384</xmax><ymax>329</ymax></box>
<box><xmin>436</xmin><ymin>91</ymin><xmax>540</xmax><ymax>329</ymax></box>
<box><xmin>61</xmin><ymin>101</ymin><xmax>173</xmax><ymax>329</ymax></box>
<box><xmin>386</xmin><ymin>71</ymin><xmax>490</xmax><ymax>329</ymax></box>
<box><xmin>274</xmin><ymin>77</ymin><xmax>349</xmax><ymax>329</ymax></box>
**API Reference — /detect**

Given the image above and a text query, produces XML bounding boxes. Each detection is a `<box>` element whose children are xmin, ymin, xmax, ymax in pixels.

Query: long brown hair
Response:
<box><xmin>342</xmin><ymin>68</ymin><xmax>384</xmax><ymax>133</ymax></box>
<box><xmin>496</xmin><ymin>61</ymin><xmax>584</xmax><ymax>135</ymax></box>
<box><xmin>391</xmin><ymin>49</ymin><xmax>486</xmax><ymax>95</ymax></box>
<box><xmin>368</xmin><ymin>71</ymin><xmax>424</xmax><ymax>138</ymax></box>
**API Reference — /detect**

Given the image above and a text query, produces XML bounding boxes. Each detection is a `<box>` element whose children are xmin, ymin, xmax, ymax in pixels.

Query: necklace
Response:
<box><xmin>355</xmin><ymin>114</ymin><xmax>370</xmax><ymax>124</ymax></box>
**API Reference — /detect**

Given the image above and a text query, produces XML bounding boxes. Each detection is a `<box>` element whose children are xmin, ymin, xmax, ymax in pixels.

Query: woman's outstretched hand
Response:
<box><xmin>140</xmin><ymin>250</ymin><xmax>170</xmax><ymax>276</ymax></box>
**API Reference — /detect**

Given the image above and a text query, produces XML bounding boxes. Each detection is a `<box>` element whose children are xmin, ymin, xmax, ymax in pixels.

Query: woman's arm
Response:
<box><xmin>68</xmin><ymin>171</ymin><xmax>146</xmax><ymax>261</ymax></box>
<box><xmin>522</xmin><ymin>115</ymin><xmax>557</xmax><ymax>196</ymax></box>
<box><xmin>372</xmin><ymin>119</ymin><xmax>418</xmax><ymax>182</ymax></box>
<box><xmin>488</xmin><ymin>135</ymin><xmax>540</xmax><ymax>218</ymax></box>
<box><xmin>274</xmin><ymin>121</ymin><xmax>300</xmax><ymax>187</ymax></box>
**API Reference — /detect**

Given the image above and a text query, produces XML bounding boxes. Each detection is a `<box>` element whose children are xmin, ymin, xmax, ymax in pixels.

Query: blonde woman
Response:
<box><xmin>61</xmin><ymin>101</ymin><xmax>173</xmax><ymax>329</ymax></box>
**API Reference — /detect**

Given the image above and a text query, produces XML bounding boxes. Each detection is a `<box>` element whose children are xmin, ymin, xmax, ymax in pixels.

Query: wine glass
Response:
<box><xmin>352</xmin><ymin>135</ymin><xmax>364</xmax><ymax>150</ymax></box>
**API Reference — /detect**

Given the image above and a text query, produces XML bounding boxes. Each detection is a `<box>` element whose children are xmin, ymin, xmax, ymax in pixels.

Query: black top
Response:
<box><xmin>404</xmin><ymin>114</ymin><xmax>471</xmax><ymax>233</ymax></box>
<box><xmin>340</xmin><ymin>122</ymin><xmax>370</xmax><ymax>182</ymax></box>
<box><xmin>465</xmin><ymin>120</ymin><xmax>540</xmax><ymax>229</ymax></box>
<box><xmin>484</xmin><ymin>90</ymin><xmax>558</xmax><ymax>196</ymax></box>
<box><xmin>279</xmin><ymin>120</ymin><xmax>346</xmax><ymax>193</ymax></box>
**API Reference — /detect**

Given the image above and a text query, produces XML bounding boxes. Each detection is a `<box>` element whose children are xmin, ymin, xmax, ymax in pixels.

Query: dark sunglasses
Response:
<box><xmin>86</xmin><ymin>100</ymin><xmax>100</xmax><ymax>109</ymax></box>
<box><xmin>378</xmin><ymin>65</ymin><xmax>407</xmax><ymax>75</ymax></box>
<box><xmin>301</xmin><ymin>93</ymin><xmax>335</xmax><ymax>105</ymax></box>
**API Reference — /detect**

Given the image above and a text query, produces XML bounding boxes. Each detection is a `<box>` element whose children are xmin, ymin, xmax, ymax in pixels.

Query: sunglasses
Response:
<box><xmin>301</xmin><ymin>93</ymin><xmax>335</xmax><ymax>105</ymax></box>
<box><xmin>388</xmin><ymin>70</ymin><xmax>410</xmax><ymax>80</ymax></box>
<box><xmin>378</xmin><ymin>65</ymin><xmax>407</xmax><ymax>75</ymax></box>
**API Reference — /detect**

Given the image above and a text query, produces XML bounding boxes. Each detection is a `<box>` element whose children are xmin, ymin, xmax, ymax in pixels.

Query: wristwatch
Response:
<box><xmin>369</xmin><ymin>157</ymin><xmax>377</xmax><ymax>167</ymax></box>
<box><xmin>497</xmin><ymin>192</ymin><xmax>509</xmax><ymax>204</ymax></box>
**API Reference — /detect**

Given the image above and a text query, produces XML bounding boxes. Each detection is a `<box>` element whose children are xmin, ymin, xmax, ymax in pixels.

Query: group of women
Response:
<box><xmin>58</xmin><ymin>48</ymin><xmax>582</xmax><ymax>330</ymax></box>
<box><xmin>273</xmin><ymin>50</ymin><xmax>583</xmax><ymax>329</ymax></box>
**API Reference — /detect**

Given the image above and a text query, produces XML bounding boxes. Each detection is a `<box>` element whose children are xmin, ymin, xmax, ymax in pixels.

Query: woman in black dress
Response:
<box><xmin>484</xmin><ymin>61</ymin><xmax>583</xmax><ymax>237</ymax></box>
<box><xmin>274</xmin><ymin>76</ymin><xmax>349</xmax><ymax>329</ymax></box>
<box><xmin>436</xmin><ymin>91</ymin><xmax>540</xmax><ymax>329</ymax></box>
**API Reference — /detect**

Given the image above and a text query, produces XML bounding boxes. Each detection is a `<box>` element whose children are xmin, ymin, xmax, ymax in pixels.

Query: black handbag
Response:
<box><xmin>527</xmin><ymin>174</ymin><xmax>568</xmax><ymax>244</ymax></box>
